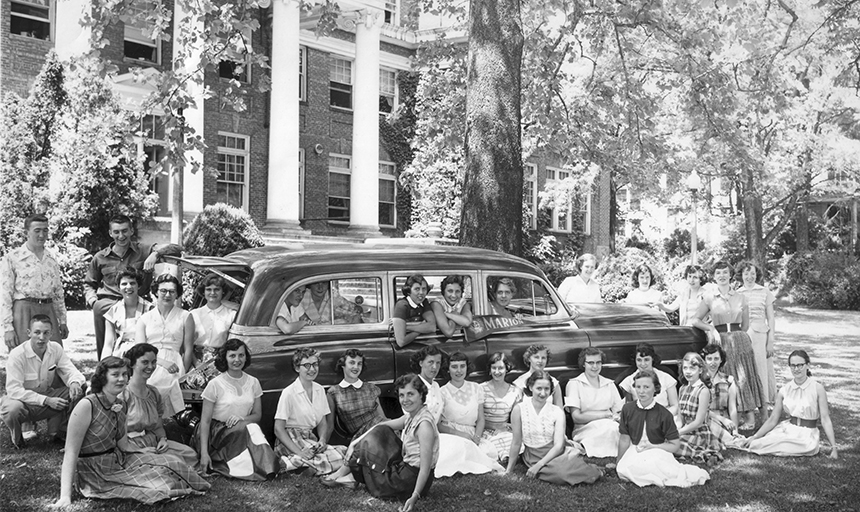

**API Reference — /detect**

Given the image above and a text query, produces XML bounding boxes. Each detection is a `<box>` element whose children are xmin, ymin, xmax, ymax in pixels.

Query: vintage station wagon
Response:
<box><xmin>171</xmin><ymin>243</ymin><xmax>707</xmax><ymax>436</ymax></box>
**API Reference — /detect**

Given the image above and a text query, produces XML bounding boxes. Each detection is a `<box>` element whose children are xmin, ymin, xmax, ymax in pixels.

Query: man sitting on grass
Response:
<box><xmin>0</xmin><ymin>314</ymin><xmax>85</xmax><ymax>448</ymax></box>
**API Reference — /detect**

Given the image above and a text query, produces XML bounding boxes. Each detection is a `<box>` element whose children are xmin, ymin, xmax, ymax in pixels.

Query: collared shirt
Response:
<box><xmin>564</xmin><ymin>373</ymin><xmax>623</xmax><ymax>414</ymax></box>
<box><xmin>338</xmin><ymin>378</ymin><xmax>364</xmax><ymax>389</ymax></box>
<box><xmin>557</xmin><ymin>275</ymin><xmax>602</xmax><ymax>304</ymax></box>
<box><xmin>5</xmin><ymin>340</ymin><xmax>85</xmax><ymax>406</ymax></box>
<box><xmin>737</xmin><ymin>283</ymin><xmax>775</xmax><ymax>332</ymax></box>
<box><xmin>84</xmin><ymin>241</ymin><xmax>180</xmax><ymax>303</ymax></box>
<box><xmin>274</xmin><ymin>378</ymin><xmax>330</xmax><ymax>429</ymax></box>
<box><xmin>704</xmin><ymin>287</ymin><xmax>748</xmax><ymax>326</ymax></box>
<box><xmin>0</xmin><ymin>244</ymin><xmax>67</xmax><ymax>332</ymax></box>
<box><xmin>190</xmin><ymin>303</ymin><xmax>237</xmax><ymax>349</ymax></box>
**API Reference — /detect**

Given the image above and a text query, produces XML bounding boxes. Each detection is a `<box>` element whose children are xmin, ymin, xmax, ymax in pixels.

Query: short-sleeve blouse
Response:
<box><xmin>190</xmin><ymin>303</ymin><xmax>236</xmax><ymax>348</ymax></box>
<box><xmin>625</xmin><ymin>288</ymin><xmax>663</xmax><ymax>305</ymax></box>
<box><xmin>440</xmin><ymin>381</ymin><xmax>483</xmax><ymax>433</ymax></box>
<box><xmin>564</xmin><ymin>373</ymin><xmax>623</xmax><ymax>414</ymax></box>
<box><xmin>104</xmin><ymin>299</ymin><xmax>153</xmax><ymax>346</ymax></box>
<box><xmin>393</xmin><ymin>297</ymin><xmax>431</xmax><ymax>322</ymax></box>
<box><xmin>703</xmin><ymin>288</ymin><xmax>747</xmax><ymax>326</ymax></box>
<box><xmin>401</xmin><ymin>406</ymin><xmax>439</xmax><ymax>468</ymax></box>
<box><xmin>274</xmin><ymin>379</ymin><xmax>330</xmax><ymax>428</ymax></box>
<box><xmin>519</xmin><ymin>399</ymin><xmax>564</xmax><ymax>448</ymax></box>
<box><xmin>481</xmin><ymin>382</ymin><xmax>521</xmax><ymax>427</ymax></box>
<box><xmin>201</xmin><ymin>372</ymin><xmax>262</xmax><ymax>423</ymax></box>
<box><xmin>737</xmin><ymin>284</ymin><xmax>774</xmax><ymax>331</ymax></box>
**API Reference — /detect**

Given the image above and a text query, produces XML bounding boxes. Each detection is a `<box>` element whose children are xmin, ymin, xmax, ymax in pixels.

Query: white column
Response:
<box><xmin>348</xmin><ymin>9</ymin><xmax>382</xmax><ymax>233</ymax></box>
<box><xmin>54</xmin><ymin>0</ymin><xmax>91</xmax><ymax>60</ymax></box>
<box><xmin>266</xmin><ymin>0</ymin><xmax>302</xmax><ymax>229</ymax></box>
<box><xmin>173</xmin><ymin>0</ymin><xmax>205</xmax><ymax>216</ymax></box>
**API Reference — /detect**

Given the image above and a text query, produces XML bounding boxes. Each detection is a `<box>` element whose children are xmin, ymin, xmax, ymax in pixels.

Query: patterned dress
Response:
<box><xmin>518</xmin><ymin>399</ymin><xmax>601</xmax><ymax>486</ymax></box>
<box><xmin>435</xmin><ymin>381</ymin><xmax>504</xmax><ymax>477</ymax></box>
<box><xmin>702</xmin><ymin>289</ymin><xmax>763</xmax><ymax>412</ymax></box>
<box><xmin>676</xmin><ymin>380</ymin><xmax>721</xmax><ymax>462</ymax></box>
<box><xmin>745</xmin><ymin>378</ymin><xmax>821</xmax><ymax>456</ymax></box>
<box><xmin>707</xmin><ymin>372</ymin><xmax>744</xmax><ymax>448</ymax></box>
<box><xmin>123</xmin><ymin>385</ymin><xmax>198</xmax><ymax>467</ymax></box>
<box><xmin>480</xmin><ymin>381</ymin><xmax>522</xmax><ymax>462</ymax></box>
<box><xmin>75</xmin><ymin>394</ymin><xmax>209</xmax><ymax>504</ymax></box>
<box><xmin>327</xmin><ymin>380</ymin><xmax>387</xmax><ymax>441</ymax></box>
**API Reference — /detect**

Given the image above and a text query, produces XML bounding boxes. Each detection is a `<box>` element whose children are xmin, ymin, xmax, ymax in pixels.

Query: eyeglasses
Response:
<box><xmin>157</xmin><ymin>289</ymin><xmax>177</xmax><ymax>295</ymax></box>
<box><xmin>789</xmin><ymin>363</ymin><xmax>807</xmax><ymax>370</ymax></box>
<box><xmin>299</xmin><ymin>362</ymin><xmax>319</xmax><ymax>370</ymax></box>
<box><xmin>584</xmin><ymin>361</ymin><xmax>603</xmax><ymax>366</ymax></box>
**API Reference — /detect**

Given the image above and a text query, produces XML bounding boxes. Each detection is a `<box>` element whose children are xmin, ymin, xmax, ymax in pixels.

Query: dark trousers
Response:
<box><xmin>92</xmin><ymin>297</ymin><xmax>119</xmax><ymax>360</ymax></box>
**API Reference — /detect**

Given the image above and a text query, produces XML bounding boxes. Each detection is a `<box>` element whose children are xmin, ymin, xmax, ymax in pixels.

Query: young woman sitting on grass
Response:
<box><xmin>741</xmin><ymin>350</ymin><xmax>838</xmax><ymax>459</ymax></box>
<box><xmin>674</xmin><ymin>352</ymin><xmax>721</xmax><ymax>465</ymax></box>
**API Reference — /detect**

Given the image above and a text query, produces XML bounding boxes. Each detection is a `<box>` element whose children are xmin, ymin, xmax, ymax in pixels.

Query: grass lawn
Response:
<box><xmin>0</xmin><ymin>307</ymin><xmax>857</xmax><ymax>512</ymax></box>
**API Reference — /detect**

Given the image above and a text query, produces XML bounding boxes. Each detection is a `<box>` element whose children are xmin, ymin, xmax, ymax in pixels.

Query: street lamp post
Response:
<box><xmin>686</xmin><ymin>170</ymin><xmax>703</xmax><ymax>265</ymax></box>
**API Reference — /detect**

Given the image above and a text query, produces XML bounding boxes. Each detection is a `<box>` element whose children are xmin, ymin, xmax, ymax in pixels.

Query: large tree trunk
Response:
<box><xmin>742</xmin><ymin>168</ymin><xmax>767</xmax><ymax>272</ymax></box>
<box><xmin>795</xmin><ymin>193</ymin><xmax>809</xmax><ymax>253</ymax></box>
<box><xmin>459</xmin><ymin>0</ymin><xmax>524</xmax><ymax>255</ymax></box>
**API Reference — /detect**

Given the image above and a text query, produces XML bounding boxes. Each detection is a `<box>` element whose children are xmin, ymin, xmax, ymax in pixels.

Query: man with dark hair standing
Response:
<box><xmin>84</xmin><ymin>214</ymin><xmax>180</xmax><ymax>360</ymax></box>
<box><xmin>1</xmin><ymin>214</ymin><xmax>68</xmax><ymax>351</ymax></box>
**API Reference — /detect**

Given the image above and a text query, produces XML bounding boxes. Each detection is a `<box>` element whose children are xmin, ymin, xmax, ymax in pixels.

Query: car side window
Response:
<box><xmin>486</xmin><ymin>276</ymin><xmax>560</xmax><ymax>319</ymax></box>
<box><xmin>278</xmin><ymin>277</ymin><xmax>383</xmax><ymax>330</ymax></box>
<box><xmin>394</xmin><ymin>275</ymin><xmax>473</xmax><ymax>308</ymax></box>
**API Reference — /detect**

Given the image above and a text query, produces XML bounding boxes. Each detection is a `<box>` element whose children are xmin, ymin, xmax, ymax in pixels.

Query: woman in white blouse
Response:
<box><xmin>189</xmin><ymin>274</ymin><xmax>237</xmax><ymax>365</ymax></box>
<box><xmin>557</xmin><ymin>253</ymin><xmax>602</xmax><ymax>304</ymax></box>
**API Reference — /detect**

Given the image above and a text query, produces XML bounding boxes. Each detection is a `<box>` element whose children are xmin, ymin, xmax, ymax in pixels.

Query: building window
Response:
<box><xmin>379</xmin><ymin>162</ymin><xmax>396</xmax><ymax>227</ymax></box>
<box><xmin>330</xmin><ymin>58</ymin><xmax>352</xmax><ymax>109</ymax></box>
<box><xmin>546</xmin><ymin>166</ymin><xmax>572</xmax><ymax>233</ymax></box>
<box><xmin>299</xmin><ymin>46</ymin><xmax>307</xmax><ymax>101</ymax></box>
<box><xmin>524</xmin><ymin>163</ymin><xmax>537</xmax><ymax>230</ymax></box>
<box><xmin>328</xmin><ymin>154</ymin><xmax>351</xmax><ymax>221</ymax></box>
<box><xmin>298</xmin><ymin>148</ymin><xmax>305</xmax><ymax>219</ymax></box>
<box><xmin>383</xmin><ymin>0</ymin><xmax>398</xmax><ymax>25</ymax></box>
<box><xmin>124</xmin><ymin>1</ymin><xmax>160</xmax><ymax>64</ymax></box>
<box><xmin>11</xmin><ymin>0</ymin><xmax>51</xmax><ymax>40</ymax></box>
<box><xmin>583</xmin><ymin>190</ymin><xmax>592</xmax><ymax>236</ymax></box>
<box><xmin>218</xmin><ymin>31</ymin><xmax>251</xmax><ymax>83</ymax></box>
<box><xmin>379</xmin><ymin>69</ymin><xmax>397</xmax><ymax>114</ymax></box>
<box><xmin>216</xmin><ymin>133</ymin><xmax>250</xmax><ymax>210</ymax></box>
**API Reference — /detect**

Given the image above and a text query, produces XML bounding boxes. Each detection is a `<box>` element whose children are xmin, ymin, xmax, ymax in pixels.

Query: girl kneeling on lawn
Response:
<box><xmin>323</xmin><ymin>374</ymin><xmax>438</xmax><ymax>512</ymax></box>
<box><xmin>741</xmin><ymin>350</ymin><xmax>838</xmax><ymax>459</ymax></box>
<box><xmin>506</xmin><ymin>370</ymin><xmax>601</xmax><ymax>486</ymax></box>
<box><xmin>616</xmin><ymin>370</ymin><xmax>709</xmax><ymax>487</ymax></box>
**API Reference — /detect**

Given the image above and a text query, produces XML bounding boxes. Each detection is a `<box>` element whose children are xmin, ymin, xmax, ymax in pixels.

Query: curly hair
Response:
<box><xmin>711</xmin><ymin>260</ymin><xmax>734</xmax><ymax>277</ymax></box>
<box><xmin>117</xmin><ymin>268</ymin><xmax>143</xmax><ymax>287</ymax></box>
<box><xmin>410</xmin><ymin>345</ymin><xmax>448</xmax><ymax>373</ymax></box>
<box><xmin>395</xmin><ymin>373</ymin><xmax>428</xmax><ymax>402</ymax></box>
<box><xmin>578</xmin><ymin>347</ymin><xmax>605</xmax><ymax>369</ymax></box>
<box><xmin>735</xmin><ymin>260</ymin><xmax>762</xmax><ymax>284</ymax></box>
<box><xmin>440</xmin><ymin>275</ymin><xmax>465</xmax><ymax>293</ymax></box>
<box><xmin>634</xmin><ymin>342</ymin><xmax>661</xmax><ymax>366</ymax></box>
<box><xmin>522</xmin><ymin>344</ymin><xmax>551</xmax><ymax>368</ymax></box>
<box><xmin>214</xmin><ymin>339</ymin><xmax>252</xmax><ymax>373</ymax></box>
<box><xmin>490</xmin><ymin>277</ymin><xmax>517</xmax><ymax>299</ymax></box>
<box><xmin>700</xmin><ymin>344</ymin><xmax>727</xmax><ymax>370</ymax></box>
<box><xmin>574</xmin><ymin>253</ymin><xmax>598</xmax><ymax>274</ymax></box>
<box><xmin>683</xmin><ymin>265</ymin><xmax>707</xmax><ymax>284</ymax></box>
<box><xmin>335</xmin><ymin>349</ymin><xmax>365</xmax><ymax>376</ymax></box>
<box><xmin>90</xmin><ymin>356</ymin><xmax>129</xmax><ymax>393</ymax></box>
<box><xmin>291</xmin><ymin>347</ymin><xmax>320</xmax><ymax>372</ymax></box>
<box><xmin>124</xmin><ymin>343</ymin><xmax>158</xmax><ymax>375</ymax></box>
<box><xmin>151</xmin><ymin>273</ymin><xmax>182</xmax><ymax>297</ymax></box>
<box><xmin>631</xmin><ymin>264</ymin><xmax>655</xmax><ymax>288</ymax></box>
<box><xmin>401</xmin><ymin>274</ymin><xmax>428</xmax><ymax>297</ymax></box>
<box><xmin>196</xmin><ymin>273</ymin><xmax>227</xmax><ymax>295</ymax></box>
<box><xmin>632</xmin><ymin>369</ymin><xmax>661</xmax><ymax>395</ymax></box>
<box><xmin>487</xmin><ymin>352</ymin><xmax>514</xmax><ymax>374</ymax></box>
<box><xmin>678</xmin><ymin>352</ymin><xmax>711</xmax><ymax>388</ymax></box>
<box><xmin>524</xmin><ymin>370</ymin><xmax>554</xmax><ymax>397</ymax></box>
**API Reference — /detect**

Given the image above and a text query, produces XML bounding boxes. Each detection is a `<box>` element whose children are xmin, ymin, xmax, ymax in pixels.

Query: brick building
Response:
<box><xmin>1</xmin><ymin>0</ymin><xmax>612</xmax><ymax>256</ymax></box>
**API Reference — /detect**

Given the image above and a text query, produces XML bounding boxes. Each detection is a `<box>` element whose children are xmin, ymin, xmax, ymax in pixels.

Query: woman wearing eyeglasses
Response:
<box><xmin>741</xmin><ymin>350</ymin><xmax>838</xmax><ymax>459</ymax></box>
<box><xmin>274</xmin><ymin>347</ymin><xmax>347</xmax><ymax>476</ymax></box>
<box><xmin>135</xmin><ymin>274</ymin><xmax>194</xmax><ymax>418</ymax></box>
<box><xmin>565</xmin><ymin>347</ymin><xmax>623</xmax><ymax>458</ymax></box>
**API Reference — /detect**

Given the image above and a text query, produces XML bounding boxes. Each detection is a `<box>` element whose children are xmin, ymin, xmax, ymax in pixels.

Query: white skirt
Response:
<box><xmin>744</xmin><ymin>421</ymin><xmax>819</xmax><ymax>456</ymax></box>
<box><xmin>617</xmin><ymin>445</ymin><xmax>709</xmax><ymax>488</ymax></box>
<box><xmin>434</xmin><ymin>433</ymin><xmax>504</xmax><ymax>478</ymax></box>
<box><xmin>572</xmin><ymin>418</ymin><xmax>620</xmax><ymax>458</ymax></box>
<box><xmin>148</xmin><ymin>349</ymin><xmax>185</xmax><ymax>418</ymax></box>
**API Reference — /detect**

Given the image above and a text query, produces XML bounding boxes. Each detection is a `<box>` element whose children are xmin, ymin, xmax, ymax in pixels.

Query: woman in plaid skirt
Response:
<box><xmin>274</xmin><ymin>347</ymin><xmax>347</xmax><ymax>476</ymax></box>
<box><xmin>675</xmin><ymin>352</ymin><xmax>721</xmax><ymax>465</ymax></box>
<box><xmin>325</xmin><ymin>349</ymin><xmax>387</xmax><ymax>443</ymax></box>
<box><xmin>54</xmin><ymin>357</ymin><xmax>209</xmax><ymax>507</ymax></box>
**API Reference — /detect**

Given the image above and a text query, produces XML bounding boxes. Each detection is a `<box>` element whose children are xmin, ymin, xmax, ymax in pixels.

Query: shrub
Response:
<box><xmin>51</xmin><ymin>241</ymin><xmax>91</xmax><ymax>309</ymax></box>
<box><xmin>781</xmin><ymin>251</ymin><xmax>860</xmax><ymax>310</ymax></box>
<box><xmin>663</xmin><ymin>228</ymin><xmax>705</xmax><ymax>260</ymax></box>
<box><xmin>183</xmin><ymin>203</ymin><xmax>265</xmax><ymax>257</ymax></box>
<box><xmin>595</xmin><ymin>247</ymin><xmax>670</xmax><ymax>303</ymax></box>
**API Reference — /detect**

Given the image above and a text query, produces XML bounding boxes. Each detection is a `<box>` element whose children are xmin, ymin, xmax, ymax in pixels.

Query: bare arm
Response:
<box><xmin>446</xmin><ymin>302</ymin><xmax>473</xmax><ymax>327</ymax></box>
<box><xmin>430</xmin><ymin>301</ymin><xmax>456</xmax><ymax>338</ymax></box>
<box><xmin>765</xmin><ymin>301</ymin><xmax>776</xmax><ymax>358</ymax></box>
<box><xmin>407</xmin><ymin>311</ymin><xmax>438</xmax><ymax>334</ymax></box>
<box><xmin>54</xmin><ymin>399</ymin><xmax>92</xmax><ymax>507</ymax></box>
<box><xmin>182</xmin><ymin>314</ymin><xmax>195</xmax><ymax>371</ymax></box>
<box><xmin>571</xmin><ymin>406</ymin><xmax>615</xmax><ymax>424</ymax></box>
<box><xmin>274</xmin><ymin>418</ymin><xmax>312</xmax><ymax>459</ymax></box>
<box><xmin>324</xmin><ymin>394</ymin><xmax>336</xmax><ymax>444</ymax></box>
<box><xmin>665</xmin><ymin>386</ymin><xmax>680</xmax><ymax>416</ymax></box>
<box><xmin>198</xmin><ymin>399</ymin><xmax>215</xmax><ymax>472</ymax></box>
<box><xmin>474</xmin><ymin>402</ymin><xmax>485</xmax><ymax>442</ymax></box>
<box><xmin>740</xmin><ymin>297</ymin><xmax>750</xmax><ymax>332</ymax></box>
<box><xmin>617</xmin><ymin>433</ymin><xmax>631</xmax><ymax>463</ymax></box>
<box><xmin>401</xmin><ymin>421</ymin><xmax>436</xmax><ymax>512</ymax></box>
<box><xmin>505</xmin><ymin>405</ymin><xmax>523</xmax><ymax>474</ymax></box>
<box><xmin>102</xmin><ymin>321</ymin><xmax>118</xmax><ymax>360</ymax></box>
<box><xmin>552</xmin><ymin>385</ymin><xmax>563</xmax><ymax>408</ymax></box>
<box><xmin>392</xmin><ymin>318</ymin><xmax>418</xmax><ymax>348</ymax></box>
<box><xmin>744</xmin><ymin>391</ymin><xmax>785</xmax><ymax>446</ymax></box>
<box><xmin>246</xmin><ymin>395</ymin><xmax>262</xmax><ymax>424</ymax></box>
<box><xmin>728</xmin><ymin>380</ymin><xmax>739</xmax><ymax>426</ymax></box>
<box><xmin>816</xmin><ymin>382</ymin><xmax>838</xmax><ymax>459</ymax></box>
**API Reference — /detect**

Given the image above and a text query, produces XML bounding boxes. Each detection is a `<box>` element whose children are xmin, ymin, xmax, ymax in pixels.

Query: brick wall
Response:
<box><xmin>1</xmin><ymin>0</ymin><xmax>51</xmax><ymax>97</ymax></box>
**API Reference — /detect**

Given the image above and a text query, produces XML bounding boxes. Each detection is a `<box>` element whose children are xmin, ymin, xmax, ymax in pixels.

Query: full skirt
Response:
<box><xmin>434</xmin><ymin>433</ymin><xmax>504</xmax><ymax>478</ymax></box>
<box><xmin>571</xmin><ymin>418</ymin><xmax>620</xmax><ymax>458</ymax></box>
<box><xmin>201</xmin><ymin>420</ymin><xmax>279</xmax><ymax>480</ymax></box>
<box><xmin>275</xmin><ymin>427</ymin><xmax>346</xmax><ymax>476</ymax></box>
<box><xmin>349</xmin><ymin>425</ymin><xmax>435</xmax><ymax>501</ymax></box>
<box><xmin>708</xmin><ymin>412</ymin><xmax>745</xmax><ymax>449</ymax></box>
<box><xmin>522</xmin><ymin>442</ymin><xmax>601</xmax><ymax>486</ymax></box>
<box><xmin>77</xmin><ymin>450</ymin><xmax>210</xmax><ymax>504</ymax></box>
<box><xmin>481</xmin><ymin>426</ymin><xmax>523</xmax><ymax>463</ymax></box>
<box><xmin>716</xmin><ymin>331</ymin><xmax>763</xmax><ymax>412</ymax></box>
<box><xmin>148</xmin><ymin>350</ymin><xmax>185</xmax><ymax>418</ymax></box>
<box><xmin>744</xmin><ymin>421</ymin><xmax>820</xmax><ymax>456</ymax></box>
<box><xmin>617</xmin><ymin>445</ymin><xmax>709</xmax><ymax>488</ymax></box>
<box><xmin>128</xmin><ymin>431</ymin><xmax>199</xmax><ymax>468</ymax></box>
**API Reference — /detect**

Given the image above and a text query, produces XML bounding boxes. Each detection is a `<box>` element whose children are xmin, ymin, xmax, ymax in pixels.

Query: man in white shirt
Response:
<box><xmin>0</xmin><ymin>314</ymin><xmax>85</xmax><ymax>448</ymax></box>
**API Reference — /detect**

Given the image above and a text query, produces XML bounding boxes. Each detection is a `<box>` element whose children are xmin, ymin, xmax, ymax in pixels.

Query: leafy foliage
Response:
<box><xmin>183</xmin><ymin>203</ymin><xmax>265</xmax><ymax>257</ymax></box>
<box><xmin>781</xmin><ymin>251</ymin><xmax>860</xmax><ymax>310</ymax></box>
<box><xmin>51</xmin><ymin>242</ymin><xmax>92</xmax><ymax>309</ymax></box>
<box><xmin>663</xmin><ymin>228</ymin><xmax>706</xmax><ymax>260</ymax></box>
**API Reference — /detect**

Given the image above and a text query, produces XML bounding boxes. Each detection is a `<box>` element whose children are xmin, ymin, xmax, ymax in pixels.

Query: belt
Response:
<box><xmin>789</xmin><ymin>416</ymin><xmax>817</xmax><ymax>428</ymax></box>
<box><xmin>79</xmin><ymin>447</ymin><xmax>115</xmax><ymax>458</ymax></box>
<box><xmin>19</xmin><ymin>297</ymin><xmax>53</xmax><ymax>304</ymax></box>
<box><xmin>715</xmin><ymin>323</ymin><xmax>742</xmax><ymax>333</ymax></box>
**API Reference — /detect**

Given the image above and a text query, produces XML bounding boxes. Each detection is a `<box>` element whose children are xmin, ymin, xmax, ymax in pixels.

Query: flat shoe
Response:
<box><xmin>22</xmin><ymin>430</ymin><xmax>38</xmax><ymax>441</ymax></box>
